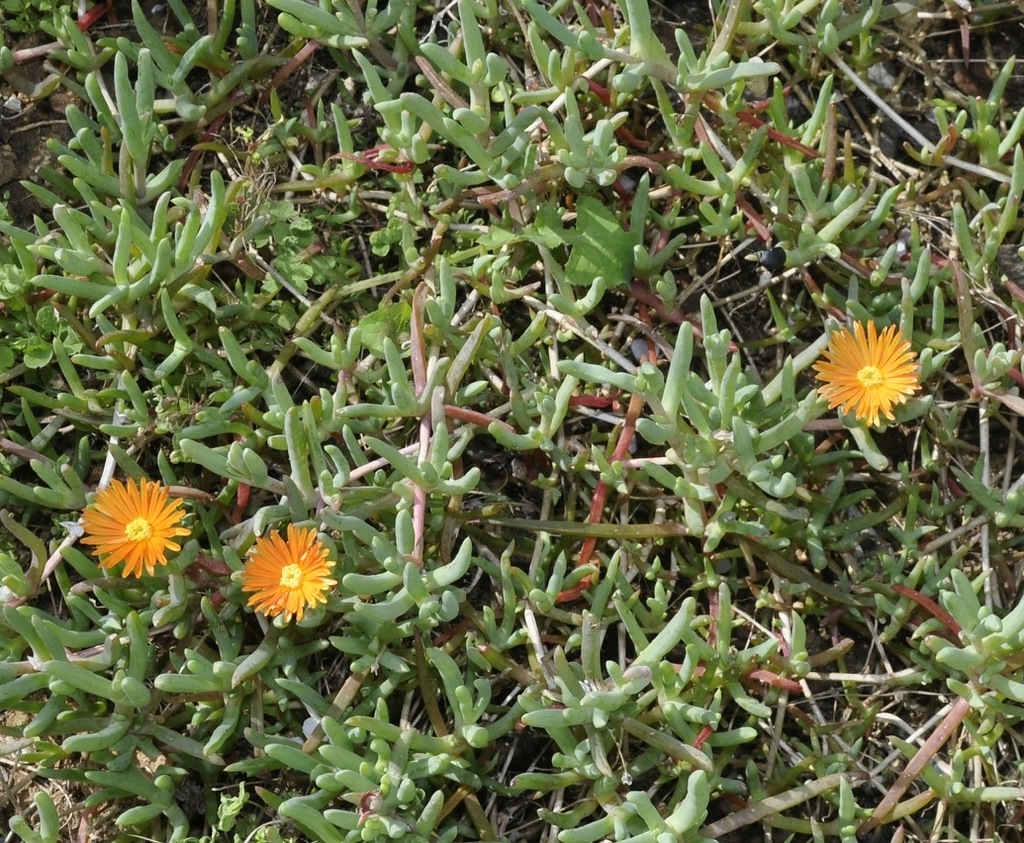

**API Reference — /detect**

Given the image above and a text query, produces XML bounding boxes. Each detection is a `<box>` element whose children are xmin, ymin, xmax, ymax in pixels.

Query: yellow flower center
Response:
<box><xmin>279</xmin><ymin>564</ymin><xmax>303</xmax><ymax>589</ymax></box>
<box><xmin>856</xmin><ymin>365</ymin><xmax>885</xmax><ymax>388</ymax></box>
<box><xmin>124</xmin><ymin>517</ymin><xmax>154</xmax><ymax>542</ymax></box>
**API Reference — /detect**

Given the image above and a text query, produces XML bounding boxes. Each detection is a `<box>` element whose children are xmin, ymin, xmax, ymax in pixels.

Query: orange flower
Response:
<box><xmin>814</xmin><ymin>321</ymin><xmax>920</xmax><ymax>427</ymax></box>
<box><xmin>81</xmin><ymin>478</ymin><xmax>190</xmax><ymax>577</ymax></box>
<box><xmin>240</xmin><ymin>525</ymin><xmax>336</xmax><ymax>622</ymax></box>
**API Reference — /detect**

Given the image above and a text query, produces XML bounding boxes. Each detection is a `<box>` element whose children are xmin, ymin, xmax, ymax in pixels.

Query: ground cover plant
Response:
<box><xmin>1</xmin><ymin>0</ymin><xmax>1024</xmax><ymax>840</ymax></box>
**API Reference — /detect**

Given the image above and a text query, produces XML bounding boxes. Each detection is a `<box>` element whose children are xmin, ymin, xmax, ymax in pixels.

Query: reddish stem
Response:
<box><xmin>443</xmin><ymin>405</ymin><xmax>516</xmax><ymax>432</ymax></box>
<box><xmin>890</xmin><ymin>583</ymin><xmax>962</xmax><ymax>641</ymax></box>
<box><xmin>859</xmin><ymin>696</ymin><xmax>971</xmax><ymax>835</ymax></box>
<box><xmin>736</xmin><ymin>194</ymin><xmax>772</xmax><ymax>242</ymax></box>
<box><xmin>338</xmin><ymin>148</ymin><xmax>416</xmax><ymax>174</ymax></box>
<box><xmin>744</xmin><ymin>668</ymin><xmax>802</xmax><ymax>694</ymax></box>
<box><xmin>736</xmin><ymin>110</ymin><xmax>820</xmax><ymax>159</ymax></box>
<box><xmin>77</xmin><ymin>2</ymin><xmax>110</xmax><ymax>31</ymax></box>
<box><xmin>567</xmin><ymin>393</ymin><xmax>622</xmax><ymax>409</ymax></box>
<box><xmin>556</xmin><ymin>392</ymin><xmax>645</xmax><ymax>603</ymax></box>
<box><xmin>263</xmin><ymin>39</ymin><xmax>320</xmax><ymax>104</ymax></box>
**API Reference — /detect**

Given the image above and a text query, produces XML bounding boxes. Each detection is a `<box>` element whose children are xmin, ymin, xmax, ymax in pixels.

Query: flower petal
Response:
<box><xmin>240</xmin><ymin>525</ymin><xmax>336</xmax><ymax>623</ymax></box>
<box><xmin>81</xmin><ymin>478</ymin><xmax>190</xmax><ymax>577</ymax></box>
<box><xmin>813</xmin><ymin>321</ymin><xmax>921</xmax><ymax>428</ymax></box>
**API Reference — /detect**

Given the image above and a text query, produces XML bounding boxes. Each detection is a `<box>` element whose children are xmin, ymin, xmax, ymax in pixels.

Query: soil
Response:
<box><xmin>0</xmin><ymin>42</ymin><xmax>76</xmax><ymax>228</ymax></box>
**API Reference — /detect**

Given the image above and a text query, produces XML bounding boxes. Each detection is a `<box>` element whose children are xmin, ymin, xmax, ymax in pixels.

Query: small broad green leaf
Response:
<box><xmin>360</xmin><ymin>302</ymin><xmax>412</xmax><ymax>357</ymax></box>
<box><xmin>564</xmin><ymin>195</ymin><xmax>640</xmax><ymax>288</ymax></box>
<box><xmin>216</xmin><ymin>783</ymin><xmax>249</xmax><ymax>832</ymax></box>
<box><xmin>24</xmin><ymin>338</ymin><xmax>54</xmax><ymax>369</ymax></box>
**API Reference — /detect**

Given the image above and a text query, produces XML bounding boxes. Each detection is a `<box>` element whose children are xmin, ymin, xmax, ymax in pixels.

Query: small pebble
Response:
<box><xmin>1</xmin><ymin>95</ymin><xmax>22</xmax><ymax>118</ymax></box>
<box><xmin>894</xmin><ymin>228</ymin><xmax>912</xmax><ymax>260</ymax></box>
<box><xmin>867</xmin><ymin>63</ymin><xmax>897</xmax><ymax>90</ymax></box>
<box><xmin>630</xmin><ymin>337</ymin><xmax>649</xmax><ymax>363</ymax></box>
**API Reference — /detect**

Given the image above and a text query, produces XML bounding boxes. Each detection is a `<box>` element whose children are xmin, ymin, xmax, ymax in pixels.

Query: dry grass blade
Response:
<box><xmin>699</xmin><ymin>772</ymin><xmax>866</xmax><ymax>837</ymax></box>
<box><xmin>858</xmin><ymin>696</ymin><xmax>972</xmax><ymax>835</ymax></box>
